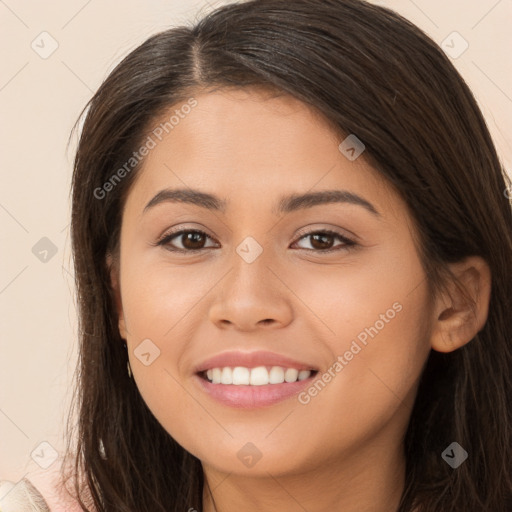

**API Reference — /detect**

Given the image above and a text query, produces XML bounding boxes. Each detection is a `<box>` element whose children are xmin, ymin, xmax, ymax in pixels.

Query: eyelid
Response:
<box><xmin>291</xmin><ymin>228</ymin><xmax>356</xmax><ymax>252</ymax></box>
<box><xmin>153</xmin><ymin>226</ymin><xmax>218</xmax><ymax>249</ymax></box>
<box><xmin>293</xmin><ymin>224</ymin><xmax>356</xmax><ymax>243</ymax></box>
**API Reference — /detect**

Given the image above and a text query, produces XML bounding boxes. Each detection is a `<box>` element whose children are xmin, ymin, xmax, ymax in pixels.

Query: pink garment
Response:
<box><xmin>27</xmin><ymin>464</ymin><xmax>85</xmax><ymax>512</ymax></box>
<box><xmin>0</xmin><ymin>462</ymin><xmax>90</xmax><ymax>512</ymax></box>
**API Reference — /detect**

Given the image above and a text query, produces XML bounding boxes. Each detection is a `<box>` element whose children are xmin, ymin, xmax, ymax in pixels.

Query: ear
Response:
<box><xmin>429</xmin><ymin>256</ymin><xmax>491</xmax><ymax>353</ymax></box>
<box><xmin>106</xmin><ymin>252</ymin><xmax>128</xmax><ymax>340</ymax></box>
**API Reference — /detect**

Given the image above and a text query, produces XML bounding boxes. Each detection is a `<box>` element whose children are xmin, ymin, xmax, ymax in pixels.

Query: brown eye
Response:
<box><xmin>157</xmin><ymin>230</ymin><xmax>217</xmax><ymax>252</ymax></box>
<box><xmin>309</xmin><ymin>233</ymin><xmax>335</xmax><ymax>250</ymax></box>
<box><xmin>181</xmin><ymin>231</ymin><xmax>207</xmax><ymax>250</ymax></box>
<box><xmin>293</xmin><ymin>230</ymin><xmax>356</xmax><ymax>253</ymax></box>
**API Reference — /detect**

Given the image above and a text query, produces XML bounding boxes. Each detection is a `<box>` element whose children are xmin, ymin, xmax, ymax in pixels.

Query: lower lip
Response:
<box><xmin>193</xmin><ymin>373</ymin><xmax>318</xmax><ymax>408</ymax></box>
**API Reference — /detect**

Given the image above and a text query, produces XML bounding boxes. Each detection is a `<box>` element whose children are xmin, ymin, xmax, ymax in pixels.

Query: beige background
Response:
<box><xmin>0</xmin><ymin>0</ymin><xmax>511</xmax><ymax>480</ymax></box>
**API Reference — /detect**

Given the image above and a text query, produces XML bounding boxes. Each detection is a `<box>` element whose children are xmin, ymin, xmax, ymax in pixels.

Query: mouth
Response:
<box><xmin>194</xmin><ymin>366</ymin><xmax>319</xmax><ymax>408</ymax></box>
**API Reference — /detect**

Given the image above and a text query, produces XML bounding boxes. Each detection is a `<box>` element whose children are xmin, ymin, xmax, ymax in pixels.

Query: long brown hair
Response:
<box><xmin>63</xmin><ymin>0</ymin><xmax>512</xmax><ymax>510</ymax></box>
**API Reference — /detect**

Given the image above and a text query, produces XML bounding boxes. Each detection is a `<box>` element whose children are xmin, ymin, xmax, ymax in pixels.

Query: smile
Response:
<box><xmin>195</xmin><ymin>366</ymin><xmax>319</xmax><ymax>408</ymax></box>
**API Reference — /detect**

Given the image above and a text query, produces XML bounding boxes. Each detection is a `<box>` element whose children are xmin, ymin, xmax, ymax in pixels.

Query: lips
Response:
<box><xmin>191</xmin><ymin>350</ymin><xmax>321</xmax><ymax>408</ymax></box>
<box><xmin>193</xmin><ymin>350</ymin><xmax>319</xmax><ymax>374</ymax></box>
<box><xmin>194</xmin><ymin>372</ymin><xmax>318</xmax><ymax>408</ymax></box>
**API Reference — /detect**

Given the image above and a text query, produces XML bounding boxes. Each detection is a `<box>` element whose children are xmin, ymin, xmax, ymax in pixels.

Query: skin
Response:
<box><xmin>108</xmin><ymin>87</ymin><xmax>491</xmax><ymax>512</ymax></box>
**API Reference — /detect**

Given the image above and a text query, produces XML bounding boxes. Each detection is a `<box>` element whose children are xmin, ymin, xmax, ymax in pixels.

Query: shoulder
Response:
<box><xmin>0</xmin><ymin>461</ymin><xmax>90</xmax><ymax>512</ymax></box>
<box><xmin>0</xmin><ymin>478</ymin><xmax>52</xmax><ymax>511</ymax></box>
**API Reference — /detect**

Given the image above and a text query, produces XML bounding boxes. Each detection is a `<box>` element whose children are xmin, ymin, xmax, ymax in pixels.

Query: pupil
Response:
<box><xmin>184</xmin><ymin>232</ymin><xmax>205</xmax><ymax>249</ymax></box>
<box><xmin>312</xmin><ymin>233</ymin><xmax>333</xmax><ymax>249</ymax></box>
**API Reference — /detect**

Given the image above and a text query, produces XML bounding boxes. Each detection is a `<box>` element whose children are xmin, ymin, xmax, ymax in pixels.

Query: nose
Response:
<box><xmin>208</xmin><ymin>250</ymin><xmax>294</xmax><ymax>332</ymax></box>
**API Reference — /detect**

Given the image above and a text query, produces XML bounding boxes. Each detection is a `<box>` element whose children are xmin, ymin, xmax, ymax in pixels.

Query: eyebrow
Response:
<box><xmin>143</xmin><ymin>187</ymin><xmax>381</xmax><ymax>217</ymax></box>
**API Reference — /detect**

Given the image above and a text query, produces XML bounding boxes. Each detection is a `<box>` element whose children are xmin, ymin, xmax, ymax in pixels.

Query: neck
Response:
<box><xmin>201</xmin><ymin>438</ymin><xmax>406</xmax><ymax>512</ymax></box>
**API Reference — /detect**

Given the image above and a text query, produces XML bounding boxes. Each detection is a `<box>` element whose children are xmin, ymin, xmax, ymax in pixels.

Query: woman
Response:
<box><xmin>2</xmin><ymin>0</ymin><xmax>511</xmax><ymax>510</ymax></box>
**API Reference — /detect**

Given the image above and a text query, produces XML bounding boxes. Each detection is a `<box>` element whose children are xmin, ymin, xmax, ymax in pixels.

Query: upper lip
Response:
<box><xmin>193</xmin><ymin>350</ymin><xmax>319</xmax><ymax>374</ymax></box>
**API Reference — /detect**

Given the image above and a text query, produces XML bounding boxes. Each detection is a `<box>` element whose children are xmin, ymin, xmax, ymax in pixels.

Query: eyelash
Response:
<box><xmin>154</xmin><ymin>228</ymin><xmax>357</xmax><ymax>254</ymax></box>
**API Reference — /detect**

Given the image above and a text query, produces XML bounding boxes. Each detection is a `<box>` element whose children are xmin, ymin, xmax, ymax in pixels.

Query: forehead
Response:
<box><xmin>158</xmin><ymin>87</ymin><xmax>344</xmax><ymax>156</ymax></box>
<box><xmin>125</xmin><ymin>88</ymin><xmax>399</xmax><ymax>220</ymax></box>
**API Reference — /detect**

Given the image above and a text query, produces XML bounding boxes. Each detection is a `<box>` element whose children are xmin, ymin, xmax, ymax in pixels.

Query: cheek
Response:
<box><xmin>308</xmin><ymin>281</ymin><xmax>429</xmax><ymax>437</ymax></box>
<box><xmin>288</xmin><ymin>239</ymin><xmax>429</xmax><ymax>371</ymax></box>
<box><xmin>121</xmin><ymin>257</ymin><xmax>208</xmax><ymax>339</ymax></box>
<box><xmin>119</xmin><ymin>260</ymin><xmax>207</xmax><ymax>433</ymax></box>
<box><xmin>286</xmin><ymin>243</ymin><xmax>431</xmax><ymax>436</ymax></box>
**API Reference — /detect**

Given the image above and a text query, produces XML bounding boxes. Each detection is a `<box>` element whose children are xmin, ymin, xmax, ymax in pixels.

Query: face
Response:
<box><xmin>110</xmin><ymin>87</ymin><xmax>433</xmax><ymax>479</ymax></box>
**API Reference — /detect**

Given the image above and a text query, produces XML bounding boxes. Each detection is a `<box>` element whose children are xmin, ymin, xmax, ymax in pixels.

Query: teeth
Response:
<box><xmin>233</xmin><ymin>366</ymin><xmax>250</xmax><ymax>385</ymax></box>
<box><xmin>250</xmin><ymin>366</ymin><xmax>269</xmax><ymax>385</ymax></box>
<box><xmin>269</xmin><ymin>366</ymin><xmax>284</xmax><ymax>384</ymax></box>
<box><xmin>203</xmin><ymin>366</ymin><xmax>313</xmax><ymax>385</ymax></box>
<box><xmin>284</xmin><ymin>368</ymin><xmax>299</xmax><ymax>382</ymax></box>
<box><xmin>212</xmin><ymin>368</ymin><xmax>222</xmax><ymax>384</ymax></box>
<box><xmin>298</xmin><ymin>370</ymin><xmax>311</xmax><ymax>381</ymax></box>
<box><xmin>220</xmin><ymin>367</ymin><xmax>233</xmax><ymax>384</ymax></box>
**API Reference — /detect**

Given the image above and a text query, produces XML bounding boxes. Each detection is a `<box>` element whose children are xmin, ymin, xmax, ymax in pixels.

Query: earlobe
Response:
<box><xmin>106</xmin><ymin>252</ymin><xmax>127</xmax><ymax>340</ymax></box>
<box><xmin>429</xmin><ymin>256</ymin><xmax>492</xmax><ymax>353</ymax></box>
